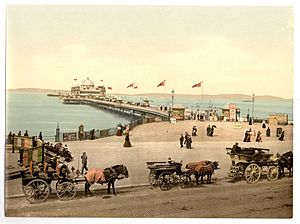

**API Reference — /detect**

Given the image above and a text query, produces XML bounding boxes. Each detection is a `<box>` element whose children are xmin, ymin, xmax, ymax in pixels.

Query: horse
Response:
<box><xmin>278</xmin><ymin>151</ymin><xmax>293</xmax><ymax>177</ymax></box>
<box><xmin>84</xmin><ymin>164</ymin><xmax>129</xmax><ymax>195</ymax></box>
<box><xmin>186</xmin><ymin>161</ymin><xmax>219</xmax><ymax>185</ymax></box>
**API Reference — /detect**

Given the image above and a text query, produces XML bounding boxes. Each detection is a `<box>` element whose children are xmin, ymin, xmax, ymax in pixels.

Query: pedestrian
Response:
<box><xmin>243</xmin><ymin>128</ymin><xmax>252</xmax><ymax>142</ymax></box>
<box><xmin>256</xmin><ymin>131</ymin><xmax>262</xmax><ymax>142</ymax></box>
<box><xmin>187</xmin><ymin>135</ymin><xmax>192</xmax><ymax>149</ymax></box>
<box><xmin>184</xmin><ymin>132</ymin><xmax>188</xmax><ymax>145</ymax></box>
<box><xmin>81</xmin><ymin>152</ymin><xmax>88</xmax><ymax>175</ymax></box>
<box><xmin>38</xmin><ymin>132</ymin><xmax>43</xmax><ymax>140</ymax></box>
<box><xmin>185</xmin><ymin>134</ymin><xmax>192</xmax><ymax>149</ymax></box>
<box><xmin>206</xmin><ymin>125</ymin><xmax>211</xmax><ymax>136</ymax></box>
<box><xmin>179</xmin><ymin>134</ymin><xmax>184</xmax><ymax>148</ymax></box>
<box><xmin>90</xmin><ymin>129</ymin><xmax>95</xmax><ymax>140</ymax></box>
<box><xmin>209</xmin><ymin>125</ymin><xmax>217</xmax><ymax>137</ymax></box>
<box><xmin>192</xmin><ymin>126</ymin><xmax>197</xmax><ymax>136</ymax></box>
<box><xmin>17</xmin><ymin>131</ymin><xmax>21</xmax><ymax>136</ymax></box>
<box><xmin>246</xmin><ymin>128</ymin><xmax>252</xmax><ymax>142</ymax></box>
<box><xmin>24</xmin><ymin>130</ymin><xmax>29</xmax><ymax>137</ymax></box>
<box><xmin>123</xmin><ymin>134</ymin><xmax>132</xmax><ymax>147</ymax></box>
<box><xmin>278</xmin><ymin>131</ymin><xmax>285</xmax><ymax>141</ymax></box>
<box><xmin>266</xmin><ymin>127</ymin><xmax>271</xmax><ymax>137</ymax></box>
<box><xmin>7</xmin><ymin>132</ymin><xmax>12</xmax><ymax>144</ymax></box>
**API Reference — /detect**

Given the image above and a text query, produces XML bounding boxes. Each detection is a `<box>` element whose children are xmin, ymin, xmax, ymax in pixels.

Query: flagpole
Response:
<box><xmin>202</xmin><ymin>82</ymin><xmax>204</xmax><ymax>112</ymax></box>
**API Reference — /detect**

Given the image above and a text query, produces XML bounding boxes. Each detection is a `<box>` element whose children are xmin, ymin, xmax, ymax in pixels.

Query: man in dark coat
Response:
<box><xmin>81</xmin><ymin>152</ymin><xmax>88</xmax><ymax>175</ymax></box>
<box><xmin>179</xmin><ymin>134</ymin><xmax>184</xmax><ymax>148</ymax></box>
<box><xmin>232</xmin><ymin>142</ymin><xmax>241</xmax><ymax>154</ymax></box>
<box><xmin>206</xmin><ymin>125</ymin><xmax>211</xmax><ymax>136</ymax></box>
<box><xmin>278</xmin><ymin>131</ymin><xmax>285</xmax><ymax>141</ymax></box>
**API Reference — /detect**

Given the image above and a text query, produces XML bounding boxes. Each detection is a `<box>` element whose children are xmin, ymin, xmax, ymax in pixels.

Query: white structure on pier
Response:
<box><xmin>71</xmin><ymin>77</ymin><xmax>106</xmax><ymax>99</ymax></box>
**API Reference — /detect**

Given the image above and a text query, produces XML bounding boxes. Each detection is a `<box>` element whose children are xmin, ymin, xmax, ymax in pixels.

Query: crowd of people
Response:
<box><xmin>179</xmin><ymin>124</ymin><xmax>218</xmax><ymax>149</ymax></box>
<box><xmin>242</xmin><ymin>123</ymin><xmax>286</xmax><ymax>143</ymax></box>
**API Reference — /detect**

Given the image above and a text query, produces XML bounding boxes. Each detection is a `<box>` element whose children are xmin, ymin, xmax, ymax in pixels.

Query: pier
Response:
<box><xmin>63</xmin><ymin>98</ymin><xmax>170</xmax><ymax>121</ymax></box>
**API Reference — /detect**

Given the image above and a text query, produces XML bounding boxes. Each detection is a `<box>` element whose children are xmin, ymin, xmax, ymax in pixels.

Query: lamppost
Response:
<box><xmin>171</xmin><ymin>89</ymin><xmax>175</xmax><ymax>110</ymax></box>
<box><xmin>169</xmin><ymin>89</ymin><xmax>175</xmax><ymax>121</ymax></box>
<box><xmin>252</xmin><ymin>93</ymin><xmax>255</xmax><ymax>120</ymax></box>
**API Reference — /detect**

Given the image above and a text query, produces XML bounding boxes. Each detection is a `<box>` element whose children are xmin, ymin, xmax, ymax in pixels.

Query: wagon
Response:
<box><xmin>20</xmin><ymin>169</ymin><xmax>80</xmax><ymax>203</ymax></box>
<box><xmin>226</xmin><ymin>147</ymin><xmax>280</xmax><ymax>183</ymax></box>
<box><xmin>18</xmin><ymin>140</ymin><xmax>86</xmax><ymax>203</ymax></box>
<box><xmin>146</xmin><ymin>160</ymin><xmax>191</xmax><ymax>190</ymax></box>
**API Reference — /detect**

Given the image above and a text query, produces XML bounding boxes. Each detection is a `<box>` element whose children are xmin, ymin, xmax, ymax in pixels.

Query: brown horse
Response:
<box><xmin>186</xmin><ymin>161</ymin><xmax>219</xmax><ymax>185</ymax></box>
<box><xmin>278</xmin><ymin>151</ymin><xmax>293</xmax><ymax>177</ymax></box>
<box><xmin>84</xmin><ymin>164</ymin><xmax>129</xmax><ymax>195</ymax></box>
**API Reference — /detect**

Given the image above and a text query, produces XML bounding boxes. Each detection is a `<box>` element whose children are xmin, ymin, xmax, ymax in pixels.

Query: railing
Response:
<box><xmin>60</xmin><ymin>116</ymin><xmax>156</xmax><ymax>142</ymax></box>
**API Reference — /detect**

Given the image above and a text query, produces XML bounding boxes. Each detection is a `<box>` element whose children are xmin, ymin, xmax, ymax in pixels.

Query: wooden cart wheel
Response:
<box><xmin>267</xmin><ymin>166</ymin><xmax>279</xmax><ymax>181</ymax></box>
<box><xmin>179</xmin><ymin>173</ymin><xmax>191</xmax><ymax>188</ymax></box>
<box><xmin>245</xmin><ymin>164</ymin><xmax>261</xmax><ymax>184</ymax></box>
<box><xmin>56</xmin><ymin>181</ymin><xmax>76</xmax><ymax>201</ymax></box>
<box><xmin>148</xmin><ymin>172</ymin><xmax>157</xmax><ymax>186</ymax></box>
<box><xmin>157</xmin><ymin>172</ymin><xmax>174</xmax><ymax>191</ymax></box>
<box><xmin>24</xmin><ymin>179</ymin><xmax>51</xmax><ymax>203</ymax></box>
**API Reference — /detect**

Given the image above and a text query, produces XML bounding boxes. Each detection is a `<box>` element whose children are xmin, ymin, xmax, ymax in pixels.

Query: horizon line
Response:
<box><xmin>6</xmin><ymin>87</ymin><xmax>293</xmax><ymax>100</ymax></box>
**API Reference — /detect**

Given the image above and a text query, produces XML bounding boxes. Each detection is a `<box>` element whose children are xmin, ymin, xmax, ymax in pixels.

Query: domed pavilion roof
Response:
<box><xmin>81</xmin><ymin>77</ymin><xmax>94</xmax><ymax>87</ymax></box>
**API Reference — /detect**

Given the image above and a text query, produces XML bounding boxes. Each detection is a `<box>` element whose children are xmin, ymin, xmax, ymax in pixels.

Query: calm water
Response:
<box><xmin>122</xmin><ymin>95</ymin><xmax>293</xmax><ymax>120</ymax></box>
<box><xmin>6</xmin><ymin>92</ymin><xmax>131</xmax><ymax>141</ymax></box>
<box><xmin>6</xmin><ymin>92</ymin><xmax>293</xmax><ymax>141</ymax></box>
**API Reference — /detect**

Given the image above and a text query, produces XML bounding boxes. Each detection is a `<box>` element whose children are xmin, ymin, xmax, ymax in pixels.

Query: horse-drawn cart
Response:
<box><xmin>21</xmin><ymin>170</ymin><xmax>79</xmax><ymax>203</ymax></box>
<box><xmin>146</xmin><ymin>160</ymin><xmax>191</xmax><ymax>190</ymax></box>
<box><xmin>17</xmin><ymin>138</ymin><xmax>83</xmax><ymax>203</ymax></box>
<box><xmin>226</xmin><ymin>147</ymin><xmax>280</xmax><ymax>183</ymax></box>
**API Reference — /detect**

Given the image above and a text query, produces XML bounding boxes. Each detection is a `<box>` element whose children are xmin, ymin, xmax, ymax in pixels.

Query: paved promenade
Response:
<box><xmin>5</xmin><ymin>121</ymin><xmax>293</xmax><ymax>197</ymax></box>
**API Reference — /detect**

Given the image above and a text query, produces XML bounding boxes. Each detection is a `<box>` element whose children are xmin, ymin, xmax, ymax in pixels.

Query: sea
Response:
<box><xmin>6</xmin><ymin>92</ymin><xmax>293</xmax><ymax>141</ymax></box>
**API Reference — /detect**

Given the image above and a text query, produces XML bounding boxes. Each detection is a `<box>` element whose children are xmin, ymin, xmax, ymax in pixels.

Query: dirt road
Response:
<box><xmin>5</xmin><ymin>177</ymin><xmax>292</xmax><ymax>218</ymax></box>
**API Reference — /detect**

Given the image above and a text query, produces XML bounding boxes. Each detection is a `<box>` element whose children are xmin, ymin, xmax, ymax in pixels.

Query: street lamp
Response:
<box><xmin>171</xmin><ymin>89</ymin><xmax>175</xmax><ymax>110</ymax></box>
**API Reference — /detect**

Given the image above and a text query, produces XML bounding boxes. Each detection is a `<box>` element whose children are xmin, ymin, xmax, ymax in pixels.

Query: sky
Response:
<box><xmin>6</xmin><ymin>5</ymin><xmax>294</xmax><ymax>98</ymax></box>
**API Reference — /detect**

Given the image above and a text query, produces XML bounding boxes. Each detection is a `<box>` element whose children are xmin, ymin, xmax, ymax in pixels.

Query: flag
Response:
<box><xmin>100</xmin><ymin>80</ymin><xmax>103</xmax><ymax>82</ymax></box>
<box><xmin>127</xmin><ymin>82</ymin><xmax>135</xmax><ymax>88</ymax></box>
<box><xmin>107</xmin><ymin>87</ymin><xmax>112</xmax><ymax>90</ymax></box>
<box><xmin>133</xmin><ymin>85</ymin><xmax>138</xmax><ymax>89</ymax></box>
<box><xmin>157</xmin><ymin>80</ymin><xmax>166</xmax><ymax>87</ymax></box>
<box><xmin>192</xmin><ymin>81</ymin><xmax>203</xmax><ymax>88</ymax></box>
<box><xmin>74</xmin><ymin>78</ymin><xmax>77</xmax><ymax>81</ymax></box>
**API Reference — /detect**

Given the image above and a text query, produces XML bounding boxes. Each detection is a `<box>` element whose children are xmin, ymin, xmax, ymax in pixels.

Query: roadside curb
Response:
<box><xmin>6</xmin><ymin>177</ymin><xmax>233</xmax><ymax>200</ymax></box>
<box><xmin>5</xmin><ymin>183</ymin><xmax>151</xmax><ymax>199</ymax></box>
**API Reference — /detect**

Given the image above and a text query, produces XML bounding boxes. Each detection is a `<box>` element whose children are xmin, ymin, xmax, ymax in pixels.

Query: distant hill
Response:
<box><xmin>7</xmin><ymin>88</ymin><xmax>291</xmax><ymax>100</ymax></box>
<box><xmin>7</xmin><ymin>88</ymin><xmax>70</xmax><ymax>94</ymax></box>
<box><xmin>117</xmin><ymin>93</ymin><xmax>290</xmax><ymax>101</ymax></box>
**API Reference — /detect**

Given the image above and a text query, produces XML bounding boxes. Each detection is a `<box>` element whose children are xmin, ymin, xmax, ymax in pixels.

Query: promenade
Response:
<box><xmin>5</xmin><ymin>120</ymin><xmax>293</xmax><ymax>198</ymax></box>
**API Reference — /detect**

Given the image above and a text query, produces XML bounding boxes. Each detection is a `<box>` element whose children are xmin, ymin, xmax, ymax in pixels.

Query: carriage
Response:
<box><xmin>19</xmin><ymin>141</ymin><xmax>128</xmax><ymax>203</ymax></box>
<box><xmin>146</xmin><ymin>160</ymin><xmax>191</xmax><ymax>190</ymax></box>
<box><xmin>19</xmin><ymin>142</ymin><xmax>83</xmax><ymax>203</ymax></box>
<box><xmin>226</xmin><ymin>146</ymin><xmax>280</xmax><ymax>183</ymax></box>
<box><xmin>21</xmin><ymin>167</ymin><xmax>80</xmax><ymax>203</ymax></box>
<box><xmin>15</xmin><ymin>135</ymin><xmax>89</xmax><ymax>204</ymax></box>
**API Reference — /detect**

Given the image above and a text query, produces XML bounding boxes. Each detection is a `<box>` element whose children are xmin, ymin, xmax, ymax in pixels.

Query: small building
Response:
<box><xmin>220</xmin><ymin>103</ymin><xmax>239</xmax><ymax>121</ymax></box>
<box><xmin>268</xmin><ymin>114</ymin><xmax>288</xmax><ymax>125</ymax></box>
<box><xmin>71</xmin><ymin>77</ymin><xmax>106</xmax><ymax>99</ymax></box>
<box><xmin>171</xmin><ymin>106</ymin><xmax>185</xmax><ymax>120</ymax></box>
